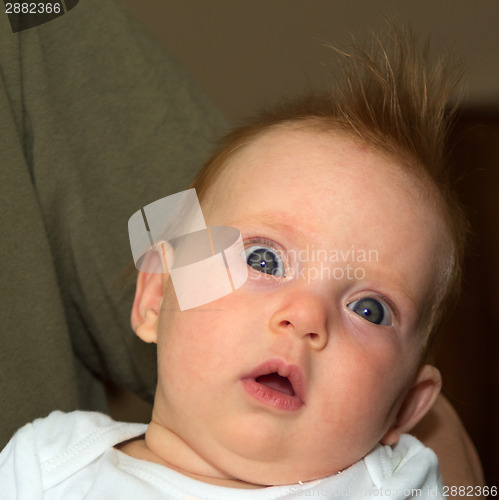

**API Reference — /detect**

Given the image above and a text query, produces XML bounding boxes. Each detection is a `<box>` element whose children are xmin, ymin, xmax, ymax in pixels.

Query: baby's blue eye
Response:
<box><xmin>347</xmin><ymin>297</ymin><xmax>392</xmax><ymax>326</ymax></box>
<box><xmin>245</xmin><ymin>245</ymin><xmax>285</xmax><ymax>277</ymax></box>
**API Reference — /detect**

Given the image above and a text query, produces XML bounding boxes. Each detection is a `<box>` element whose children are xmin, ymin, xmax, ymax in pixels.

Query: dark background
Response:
<box><xmin>439</xmin><ymin>112</ymin><xmax>499</xmax><ymax>487</ymax></box>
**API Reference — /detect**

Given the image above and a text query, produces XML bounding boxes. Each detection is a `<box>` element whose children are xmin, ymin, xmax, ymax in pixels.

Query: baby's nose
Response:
<box><xmin>268</xmin><ymin>287</ymin><xmax>329</xmax><ymax>350</ymax></box>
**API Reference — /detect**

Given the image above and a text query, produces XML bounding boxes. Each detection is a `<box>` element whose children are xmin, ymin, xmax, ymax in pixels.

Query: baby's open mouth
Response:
<box><xmin>242</xmin><ymin>358</ymin><xmax>306</xmax><ymax>410</ymax></box>
<box><xmin>255</xmin><ymin>373</ymin><xmax>296</xmax><ymax>396</ymax></box>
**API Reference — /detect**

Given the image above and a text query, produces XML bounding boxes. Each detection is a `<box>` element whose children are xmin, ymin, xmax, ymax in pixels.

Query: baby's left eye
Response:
<box><xmin>347</xmin><ymin>297</ymin><xmax>392</xmax><ymax>326</ymax></box>
<box><xmin>245</xmin><ymin>244</ymin><xmax>285</xmax><ymax>277</ymax></box>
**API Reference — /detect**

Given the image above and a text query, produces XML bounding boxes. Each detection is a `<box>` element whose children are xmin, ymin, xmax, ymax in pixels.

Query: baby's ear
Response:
<box><xmin>131</xmin><ymin>242</ymin><xmax>173</xmax><ymax>344</ymax></box>
<box><xmin>381</xmin><ymin>365</ymin><xmax>442</xmax><ymax>446</ymax></box>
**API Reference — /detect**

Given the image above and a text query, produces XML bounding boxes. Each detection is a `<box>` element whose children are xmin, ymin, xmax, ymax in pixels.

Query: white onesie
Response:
<box><xmin>0</xmin><ymin>411</ymin><xmax>444</xmax><ymax>499</ymax></box>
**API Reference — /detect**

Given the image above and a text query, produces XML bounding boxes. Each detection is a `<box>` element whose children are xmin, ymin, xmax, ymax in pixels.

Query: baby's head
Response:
<box><xmin>130</xmin><ymin>27</ymin><xmax>467</xmax><ymax>486</ymax></box>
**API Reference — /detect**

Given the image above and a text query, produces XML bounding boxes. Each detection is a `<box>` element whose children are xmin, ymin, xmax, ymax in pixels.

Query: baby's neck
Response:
<box><xmin>116</xmin><ymin>420</ymin><xmax>263</xmax><ymax>489</ymax></box>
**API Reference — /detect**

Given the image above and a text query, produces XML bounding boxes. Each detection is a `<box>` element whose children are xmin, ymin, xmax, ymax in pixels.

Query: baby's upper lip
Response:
<box><xmin>244</xmin><ymin>358</ymin><xmax>306</xmax><ymax>403</ymax></box>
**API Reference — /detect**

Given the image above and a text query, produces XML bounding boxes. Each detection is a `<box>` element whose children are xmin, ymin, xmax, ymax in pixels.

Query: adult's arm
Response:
<box><xmin>413</xmin><ymin>394</ymin><xmax>485</xmax><ymax>491</ymax></box>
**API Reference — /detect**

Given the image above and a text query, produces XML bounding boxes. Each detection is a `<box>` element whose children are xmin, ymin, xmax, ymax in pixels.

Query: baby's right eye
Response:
<box><xmin>244</xmin><ymin>242</ymin><xmax>285</xmax><ymax>277</ymax></box>
<box><xmin>347</xmin><ymin>297</ymin><xmax>392</xmax><ymax>326</ymax></box>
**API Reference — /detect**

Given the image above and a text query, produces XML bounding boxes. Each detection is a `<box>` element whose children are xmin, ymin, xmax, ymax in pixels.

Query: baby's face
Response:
<box><xmin>151</xmin><ymin>127</ymin><xmax>446</xmax><ymax>485</ymax></box>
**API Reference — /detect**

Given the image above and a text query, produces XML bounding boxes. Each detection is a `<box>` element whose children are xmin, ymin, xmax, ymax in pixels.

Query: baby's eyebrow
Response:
<box><xmin>363</xmin><ymin>268</ymin><xmax>420</xmax><ymax>320</ymax></box>
<box><xmin>230</xmin><ymin>212</ymin><xmax>308</xmax><ymax>239</ymax></box>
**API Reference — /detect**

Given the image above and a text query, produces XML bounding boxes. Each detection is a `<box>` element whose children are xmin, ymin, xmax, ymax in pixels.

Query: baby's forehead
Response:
<box><xmin>206</xmin><ymin>128</ymin><xmax>446</xmax><ymax>244</ymax></box>
<box><xmin>221</xmin><ymin>125</ymin><xmax>405</xmax><ymax>179</ymax></box>
<box><xmin>209</xmin><ymin>125</ymin><xmax>437</xmax><ymax>216</ymax></box>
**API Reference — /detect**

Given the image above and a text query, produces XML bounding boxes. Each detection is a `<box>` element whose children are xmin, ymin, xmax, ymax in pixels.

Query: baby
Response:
<box><xmin>0</xmin><ymin>27</ymin><xmax>467</xmax><ymax>498</ymax></box>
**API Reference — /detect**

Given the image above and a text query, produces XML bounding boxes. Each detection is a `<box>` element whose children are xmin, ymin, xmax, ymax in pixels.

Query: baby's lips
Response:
<box><xmin>245</xmin><ymin>357</ymin><xmax>307</xmax><ymax>404</ymax></box>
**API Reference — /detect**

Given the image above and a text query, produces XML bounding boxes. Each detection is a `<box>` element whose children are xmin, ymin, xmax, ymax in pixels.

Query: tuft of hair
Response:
<box><xmin>192</xmin><ymin>23</ymin><xmax>469</xmax><ymax>345</ymax></box>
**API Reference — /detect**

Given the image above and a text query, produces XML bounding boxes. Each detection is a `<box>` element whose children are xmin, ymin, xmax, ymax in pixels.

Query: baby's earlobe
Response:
<box><xmin>135</xmin><ymin>308</ymin><xmax>159</xmax><ymax>344</ymax></box>
<box><xmin>380</xmin><ymin>428</ymin><xmax>400</xmax><ymax>446</ymax></box>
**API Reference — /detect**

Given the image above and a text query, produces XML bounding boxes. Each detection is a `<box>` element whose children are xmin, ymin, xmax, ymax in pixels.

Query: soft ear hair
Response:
<box><xmin>381</xmin><ymin>365</ymin><xmax>442</xmax><ymax>445</ymax></box>
<box><xmin>130</xmin><ymin>243</ymin><xmax>173</xmax><ymax>344</ymax></box>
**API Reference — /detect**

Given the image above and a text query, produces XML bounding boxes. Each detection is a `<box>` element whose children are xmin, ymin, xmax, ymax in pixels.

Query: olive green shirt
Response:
<box><xmin>0</xmin><ymin>0</ymin><xmax>226</xmax><ymax>448</ymax></box>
